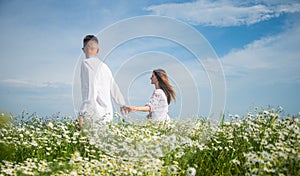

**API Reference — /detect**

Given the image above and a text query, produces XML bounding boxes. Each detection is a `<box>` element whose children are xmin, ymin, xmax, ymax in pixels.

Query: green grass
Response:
<box><xmin>0</xmin><ymin>109</ymin><xmax>299</xmax><ymax>175</ymax></box>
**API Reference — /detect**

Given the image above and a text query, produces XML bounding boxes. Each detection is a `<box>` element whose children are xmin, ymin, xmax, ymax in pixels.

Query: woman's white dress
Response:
<box><xmin>146</xmin><ymin>89</ymin><xmax>170</xmax><ymax>121</ymax></box>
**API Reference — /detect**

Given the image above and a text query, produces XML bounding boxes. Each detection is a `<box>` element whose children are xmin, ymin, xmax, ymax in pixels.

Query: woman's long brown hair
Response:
<box><xmin>153</xmin><ymin>69</ymin><xmax>176</xmax><ymax>104</ymax></box>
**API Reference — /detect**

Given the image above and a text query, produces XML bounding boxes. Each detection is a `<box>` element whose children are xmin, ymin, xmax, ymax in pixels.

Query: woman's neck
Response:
<box><xmin>155</xmin><ymin>83</ymin><xmax>160</xmax><ymax>89</ymax></box>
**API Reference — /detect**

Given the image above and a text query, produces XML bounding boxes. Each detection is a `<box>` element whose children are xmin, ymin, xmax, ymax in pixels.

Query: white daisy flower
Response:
<box><xmin>186</xmin><ymin>167</ymin><xmax>196</xmax><ymax>176</ymax></box>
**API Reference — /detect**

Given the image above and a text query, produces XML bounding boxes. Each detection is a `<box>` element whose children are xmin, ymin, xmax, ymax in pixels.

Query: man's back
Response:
<box><xmin>80</xmin><ymin>57</ymin><xmax>114</xmax><ymax>122</ymax></box>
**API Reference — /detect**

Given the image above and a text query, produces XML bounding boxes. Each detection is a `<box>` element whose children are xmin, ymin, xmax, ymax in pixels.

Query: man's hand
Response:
<box><xmin>120</xmin><ymin>106</ymin><xmax>136</xmax><ymax>115</ymax></box>
<box><xmin>77</xmin><ymin>116</ymin><xmax>84</xmax><ymax>130</ymax></box>
<box><xmin>121</xmin><ymin>106</ymin><xmax>130</xmax><ymax>115</ymax></box>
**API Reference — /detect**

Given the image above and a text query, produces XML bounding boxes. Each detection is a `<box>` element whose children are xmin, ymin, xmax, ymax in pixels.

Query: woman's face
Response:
<box><xmin>150</xmin><ymin>73</ymin><xmax>158</xmax><ymax>85</ymax></box>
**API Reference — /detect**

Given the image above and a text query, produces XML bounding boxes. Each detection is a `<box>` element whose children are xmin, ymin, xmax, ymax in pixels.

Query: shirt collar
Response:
<box><xmin>86</xmin><ymin>56</ymin><xmax>97</xmax><ymax>59</ymax></box>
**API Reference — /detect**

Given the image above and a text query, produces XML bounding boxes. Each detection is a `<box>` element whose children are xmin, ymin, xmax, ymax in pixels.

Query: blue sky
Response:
<box><xmin>0</xmin><ymin>0</ymin><xmax>299</xmax><ymax>118</ymax></box>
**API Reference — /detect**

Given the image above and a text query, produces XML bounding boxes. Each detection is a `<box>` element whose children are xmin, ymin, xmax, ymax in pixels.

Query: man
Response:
<box><xmin>78</xmin><ymin>35</ymin><xmax>125</xmax><ymax>129</ymax></box>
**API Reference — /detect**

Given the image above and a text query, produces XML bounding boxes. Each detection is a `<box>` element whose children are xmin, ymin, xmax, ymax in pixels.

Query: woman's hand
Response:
<box><xmin>121</xmin><ymin>105</ymin><xmax>150</xmax><ymax>115</ymax></box>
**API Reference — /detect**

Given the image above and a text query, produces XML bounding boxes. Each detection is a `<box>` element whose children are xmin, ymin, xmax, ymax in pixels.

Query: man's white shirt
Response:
<box><xmin>79</xmin><ymin>57</ymin><xmax>125</xmax><ymax>122</ymax></box>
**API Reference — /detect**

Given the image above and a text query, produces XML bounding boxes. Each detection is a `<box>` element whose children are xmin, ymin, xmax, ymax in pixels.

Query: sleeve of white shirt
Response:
<box><xmin>109</xmin><ymin>69</ymin><xmax>125</xmax><ymax>107</ymax></box>
<box><xmin>79</xmin><ymin>61</ymin><xmax>97</xmax><ymax>117</ymax></box>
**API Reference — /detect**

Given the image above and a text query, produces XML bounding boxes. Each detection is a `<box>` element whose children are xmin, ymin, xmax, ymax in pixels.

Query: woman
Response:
<box><xmin>122</xmin><ymin>69</ymin><xmax>176</xmax><ymax>121</ymax></box>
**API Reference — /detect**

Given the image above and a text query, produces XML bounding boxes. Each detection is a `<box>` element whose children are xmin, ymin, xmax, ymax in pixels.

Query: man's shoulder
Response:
<box><xmin>89</xmin><ymin>59</ymin><xmax>112</xmax><ymax>75</ymax></box>
<box><xmin>83</xmin><ymin>58</ymin><xmax>109</xmax><ymax>68</ymax></box>
<box><xmin>98</xmin><ymin>61</ymin><xmax>110</xmax><ymax>71</ymax></box>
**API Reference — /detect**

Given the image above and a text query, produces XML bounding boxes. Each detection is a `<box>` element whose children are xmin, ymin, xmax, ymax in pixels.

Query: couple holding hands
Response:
<box><xmin>78</xmin><ymin>35</ymin><xmax>175</xmax><ymax>129</ymax></box>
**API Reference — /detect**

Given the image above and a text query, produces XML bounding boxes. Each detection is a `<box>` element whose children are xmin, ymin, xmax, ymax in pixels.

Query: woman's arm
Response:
<box><xmin>124</xmin><ymin>105</ymin><xmax>150</xmax><ymax>113</ymax></box>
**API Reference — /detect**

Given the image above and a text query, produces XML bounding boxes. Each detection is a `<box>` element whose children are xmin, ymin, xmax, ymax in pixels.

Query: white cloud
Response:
<box><xmin>0</xmin><ymin>78</ymin><xmax>73</xmax><ymax>115</ymax></box>
<box><xmin>221</xmin><ymin>22</ymin><xmax>300</xmax><ymax>85</ymax></box>
<box><xmin>145</xmin><ymin>0</ymin><xmax>300</xmax><ymax>27</ymax></box>
<box><xmin>0</xmin><ymin>79</ymin><xmax>71</xmax><ymax>89</ymax></box>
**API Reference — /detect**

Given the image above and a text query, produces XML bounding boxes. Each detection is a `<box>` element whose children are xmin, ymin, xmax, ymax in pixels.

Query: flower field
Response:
<box><xmin>0</xmin><ymin>109</ymin><xmax>299</xmax><ymax>175</ymax></box>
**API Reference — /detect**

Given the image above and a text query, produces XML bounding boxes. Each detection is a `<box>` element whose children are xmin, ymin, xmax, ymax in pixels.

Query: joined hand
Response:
<box><xmin>120</xmin><ymin>106</ymin><xmax>136</xmax><ymax>115</ymax></box>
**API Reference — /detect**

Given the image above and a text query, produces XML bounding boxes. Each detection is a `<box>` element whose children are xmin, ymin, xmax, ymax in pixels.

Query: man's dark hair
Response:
<box><xmin>83</xmin><ymin>35</ymin><xmax>98</xmax><ymax>47</ymax></box>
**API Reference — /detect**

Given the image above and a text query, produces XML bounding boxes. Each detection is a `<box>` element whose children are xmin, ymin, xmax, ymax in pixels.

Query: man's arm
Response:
<box><xmin>110</xmin><ymin>78</ymin><xmax>125</xmax><ymax>107</ymax></box>
<box><xmin>107</xmin><ymin>65</ymin><xmax>125</xmax><ymax>107</ymax></box>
